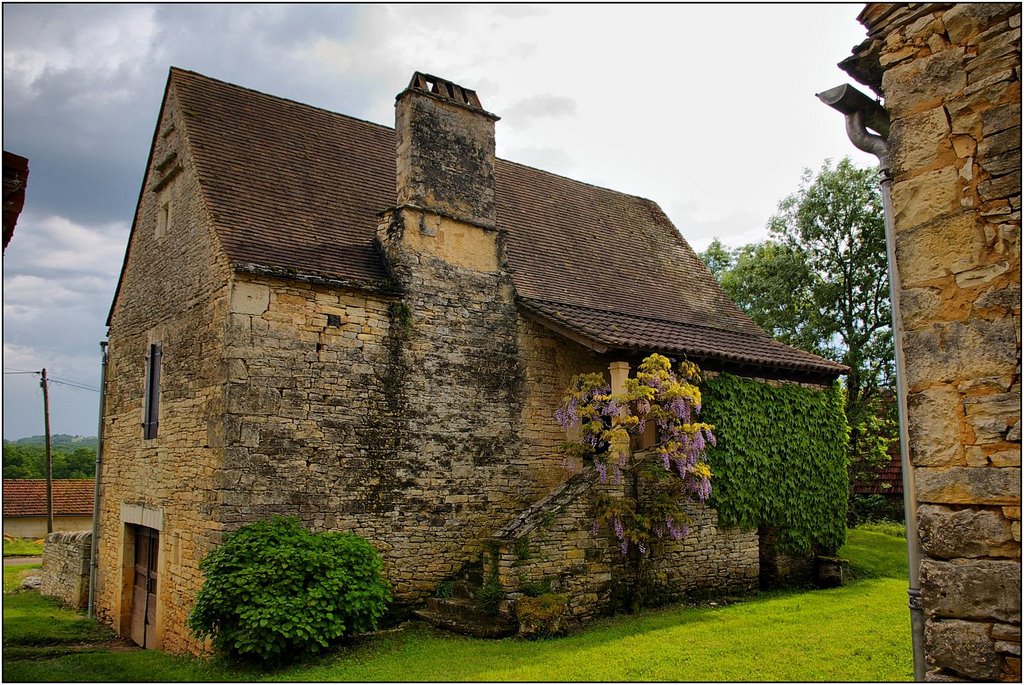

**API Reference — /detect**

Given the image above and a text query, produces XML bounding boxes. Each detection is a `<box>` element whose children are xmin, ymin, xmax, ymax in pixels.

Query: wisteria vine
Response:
<box><xmin>556</xmin><ymin>354</ymin><xmax>715</xmax><ymax>561</ymax></box>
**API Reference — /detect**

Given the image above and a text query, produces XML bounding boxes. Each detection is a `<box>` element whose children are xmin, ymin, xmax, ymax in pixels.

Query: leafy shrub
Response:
<box><xmin>518</xmin><ymin>577</ymin><xmax>553</xmax><ymax>598</ymax></box>
<box><xmin>434</xmin><ymin>581</ymin><xmax>454</xmax><ymax>599</ymax></box>
<box><xmin>516</xmin><ymin>593</ymin><xmax>568</xmax><ymax>638</ymax></box>
<box><xmin>477</xmin><ymin>574</ymin><xmax>505</xmax><ymax>616</ymax></box>
<box><xmin>187</xmin><ymin>517</ymin><xmax>390</xmax><ymax>663</ymax></box>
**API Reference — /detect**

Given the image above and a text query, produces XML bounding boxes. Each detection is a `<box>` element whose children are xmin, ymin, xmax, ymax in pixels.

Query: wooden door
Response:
<box><xmin>130</xmin><ymin>526</ymin><xmax>159</xmax><ymax>648</ymax></box>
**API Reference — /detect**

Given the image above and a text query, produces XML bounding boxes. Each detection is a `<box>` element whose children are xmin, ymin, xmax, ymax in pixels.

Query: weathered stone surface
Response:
<box><xmin>955</xmin><ymin>260</ymin><xmax>1010</xmax><ymax>288</ymax></box>
<box><xmin>979</xmin><ymin>170</ymin><xmax>1022</xmax><ymax>202</ymax></box>
<box><xmin>963</xmin><ymin>391</ymin><xmax>1021</xmax><ymax>444</ymax></box>
<box><xmin>904</xmin><ymin>319</ymin><xmax>1019</xmax><ymax>387</ymax></box>
<box><xmin>998</xmin><ymin>641</ymin><xmax>1023</xmax><ymax>656</ymax></box>
<box><xmin>918</xmin><ymin>504</ymin><xmax>1017</xmax><ymax>558</ymax></box>
<box><xmin>926</xmin><ymin>618</ymin><xmax>1003</xmax><ymax>680</ymax></box>
<box><xmin>990</xmin><ymin>450</ymin><xmax>1021</xmax><ymax>467</ymax></box>
<box><xmin>978</xmin><ymin>102</ymin><xmax>1019</xmax><ymax>138</ymax></box>
<box><xmin>975</xmin><ymin>284</ymin><xmax>1023</xmax><ymax>315</ymax></box>
<box><xmin>896</xmin><ymin>213</ymin><xmax>983</xmax><ymax>285</ymax></box>
<box><xmin>993</xmin><ymin>623</ymin><xmax>1022</xmax><ymax>642</ymax></box>
<box><xmin>920</xmin><ymin>558</ymin><xmax>1021</xmax><ymax>622</ymax></box>
<box><xmin>901</xmin><ymin>287</ymin><xmax>944</xmax><ymax>330</ymax></box>
<box><xmin>41</xmin><ymin>531</ymin><xmax>91</xmax><ymax>609</ymax></box>
<box><xmin>882</xmin><ymin>48</ymin><xmax>967</xmax><ymax>115</ymax></box>
<box><xmin>891</xmin><ymin>167</ymin><xmax>962</xmax><ymax>230</ymax></box>
<box><xmin>943</xmin><ymin>3</ymin><xmax>1017</xmax><ymax>43</ymax></box>
<box><xmin>908</xmin><ymin>387</ymin><xmax>964</xmax><ymax>466</ymax></box>
<box><xmin>916</xmin><ymin>466</ymin><xmax>1021</xmax><ymax>505</ymax></box>
<box><xmin>890</xmin><ymin>107</ymin><xmax>952</xmax><ymax>175</ymax></box>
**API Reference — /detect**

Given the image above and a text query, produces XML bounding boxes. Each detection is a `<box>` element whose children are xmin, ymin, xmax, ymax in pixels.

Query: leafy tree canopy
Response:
<box><xmin>3</xmin><ymin>443</ymin><xmax>96</xmax><ymax>479</ymax></box>
<box><xmin>699</xmin><ymin>157</ymin><xmax>896</xmax><ymax>494</ymax></box>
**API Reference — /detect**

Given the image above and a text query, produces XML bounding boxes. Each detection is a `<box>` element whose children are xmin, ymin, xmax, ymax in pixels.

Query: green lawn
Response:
<box><xmin>3</xmin><ymin>537</ymin><xmax>45</xmax><ymax>557</ymax></box>
<box><xmin>4</xmin><ymin>562</ymin><xmax>41</xmax><ymax>593</ymax></box>
<box><xmin>3</xmin><ymin>526</ymin><xmax>912</xmax><ymax>682</ymax></box>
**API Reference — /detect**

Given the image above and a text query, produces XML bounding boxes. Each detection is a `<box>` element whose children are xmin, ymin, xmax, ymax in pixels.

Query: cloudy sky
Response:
<box><xmin>2</xmin><ymin>3</ymin><xmax>877</xmax><ymax>439</ymax></box>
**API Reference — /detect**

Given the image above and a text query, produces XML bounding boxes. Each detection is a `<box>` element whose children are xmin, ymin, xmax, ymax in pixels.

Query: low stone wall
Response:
<box><xmin>41</xmin><ymin>531</ymin><xmax>92</xmax><ymax>609</ymax></box>
<box><xmin>487</xmin><ymin>474</ymin><xmax>759</xmax><ymax>623</ymax></box>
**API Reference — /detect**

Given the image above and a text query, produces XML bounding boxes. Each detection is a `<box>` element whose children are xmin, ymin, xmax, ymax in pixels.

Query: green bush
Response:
<box><xmin>187</xmin><ymin>517</ymin><xmax>390</xmax><ymax>663</ymax></box>
<box><xmin>516</xmin><ymin>593</ymin><xmax>568</xmax><ymax>638</ymax></box>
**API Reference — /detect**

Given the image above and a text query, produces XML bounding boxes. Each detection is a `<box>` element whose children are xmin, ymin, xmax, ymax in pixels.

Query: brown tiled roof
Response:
<box><xmin>150</xmin><ymin>68</ymin><xmax>844</xmax><ymax>378</ymax></box>
<box><xmin>3</xmin><ymin>479</ymin><xmax>95</xmax><ymax>518</ymax></box>
<box><xmin>853</xmin><ymin>444</ymin><xmax>904</xmax><ymax>496</ymax></box>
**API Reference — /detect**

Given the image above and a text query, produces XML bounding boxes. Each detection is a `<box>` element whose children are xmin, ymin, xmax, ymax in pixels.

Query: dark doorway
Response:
<box><xmin>130</xmin><ymin>525</ymin><xmax>159</xmax><ymax>648</ymax></box>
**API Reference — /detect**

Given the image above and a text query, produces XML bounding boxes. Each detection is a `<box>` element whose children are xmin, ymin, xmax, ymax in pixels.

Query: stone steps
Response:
<box><xmin>414</xmin><ymin>596</ymin><xmax>517</xmax><ymax>638</ymax></box>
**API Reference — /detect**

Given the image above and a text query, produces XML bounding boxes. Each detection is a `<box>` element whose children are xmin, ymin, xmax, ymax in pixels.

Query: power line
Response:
<box><xmin>3</xmin><ymin>369</ymin><xmax>100</xmax><ymax>392</ymax></box>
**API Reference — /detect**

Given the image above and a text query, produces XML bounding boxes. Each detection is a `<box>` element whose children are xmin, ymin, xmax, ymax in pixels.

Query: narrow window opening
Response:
<box><xmin>143</xmin><ymin>342</ymin><xmax>162</xmax><ymax>439</ymax></box>
<box><xmin>156</xmin><ymin>200</ymin><xmax>171</xmax><ymax>239</ymax></box>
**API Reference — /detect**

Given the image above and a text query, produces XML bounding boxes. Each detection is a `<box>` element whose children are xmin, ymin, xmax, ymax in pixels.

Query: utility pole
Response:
<box><xmin>40</xmin><ymin>368</ymin><xmax>53</xmax><ymax>534</ymax></box>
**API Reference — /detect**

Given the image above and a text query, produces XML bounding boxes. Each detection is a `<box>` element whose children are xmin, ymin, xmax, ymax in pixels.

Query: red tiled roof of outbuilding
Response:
<box><xmin>3</xmin><ymin>479</ymin><xmax>95</xmax><ymax>518</ymax></box>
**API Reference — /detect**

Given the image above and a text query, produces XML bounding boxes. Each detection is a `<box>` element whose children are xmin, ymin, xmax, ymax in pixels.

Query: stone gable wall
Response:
<box><xmin>852</xmin><ymin>3</ymin><xmax>1021</xmax><ymax>680</ymax></box>
<box><xmin>41</xmin><ymin>531</ymin><xmax>91</xmax><ymax>609</ymax></box>
<box><xmin>98</xmin><ymin>82</ymin><xmax>234</xmax><ymax>654</ymax></box>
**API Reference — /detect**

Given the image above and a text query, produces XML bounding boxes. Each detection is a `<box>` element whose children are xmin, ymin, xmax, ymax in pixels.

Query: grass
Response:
<box><xmin>3</xmin><ymin>525</ymin><xmax>911</xmax><ymax>682</ymax></box>
<box><xmin>4</xmin><ymin>537</ymin><xmax>45</xmax><ymax>557</ymax></box>
<box><xmin>4</xmin><ymin>562</ymin><xmax>42</xmax><ymax>592</ymax></box>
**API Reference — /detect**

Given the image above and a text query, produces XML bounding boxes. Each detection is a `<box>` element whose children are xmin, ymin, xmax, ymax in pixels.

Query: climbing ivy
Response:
<box><xmin>700</xmin><ymin>374</ymin><xmax>849</xmax><ymax>555</ymax></box>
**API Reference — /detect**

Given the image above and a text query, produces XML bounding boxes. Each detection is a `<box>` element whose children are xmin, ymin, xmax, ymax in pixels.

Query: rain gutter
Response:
<box><xmin>816</xmin><ymin>83</ymin><xmax>926</xmax><ymax>682</ymax></box>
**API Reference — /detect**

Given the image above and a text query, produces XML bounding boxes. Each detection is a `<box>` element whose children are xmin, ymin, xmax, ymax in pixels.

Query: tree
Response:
<box><xmin>557</xmin><ymin>354</ymin><xmax>714</xmax><ymax>612</ymax></box>
<box><xmin>699</xmin><ymin>158</ymin><xmax>895</xmax><ymax>504</ymax></box>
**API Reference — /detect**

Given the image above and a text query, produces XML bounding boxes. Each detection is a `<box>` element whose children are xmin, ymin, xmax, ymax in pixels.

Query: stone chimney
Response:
<box><xmin>381</xmin><ymin>72</ymin><xmax>504</xmax><ymax>274</ymax></box>
<box><xmin>395</xmin><ymin>72</ymin><xmax>499</xmax><ymax>230</ymax></box>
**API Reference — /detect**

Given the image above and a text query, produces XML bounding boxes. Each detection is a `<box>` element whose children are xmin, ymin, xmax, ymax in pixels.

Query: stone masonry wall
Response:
<box><xmin>41</xmin><ymin>531</ymin><xmax>91</xmax><ymax>609</ymax></box>
<box><xmin>99</xmin><ymin>81</ymin><xmax>234</xmax><ymax>654</ymax></box>
<box><xmin>852</xmin><ymin>3</ymin><xmax>1021</xmax><ymax>680</ymax></box>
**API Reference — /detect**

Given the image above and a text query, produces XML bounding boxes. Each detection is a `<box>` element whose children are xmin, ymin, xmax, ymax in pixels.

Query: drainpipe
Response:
<box><xmin>817</xmin><ymin>84</ymin><xmax>926</xmax><ymax>682</ymax></box>
<box><xmin>88</xmin><ymin>340</ymin><xmax>109</xmax><ymax>618</ymax></box>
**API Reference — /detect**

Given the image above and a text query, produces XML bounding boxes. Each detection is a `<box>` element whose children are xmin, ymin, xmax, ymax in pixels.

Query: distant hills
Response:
<box><xmin>3</xmin><ymin>434</ymin><xmax>98</xmax><ymax>450</ymax></box>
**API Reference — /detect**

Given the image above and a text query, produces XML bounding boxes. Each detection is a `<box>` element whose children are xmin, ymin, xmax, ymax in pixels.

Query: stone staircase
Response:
<box><xmin>413</xmin><ymin>567</ymin><xmax>517</xmax><ymax>638</ymax></box>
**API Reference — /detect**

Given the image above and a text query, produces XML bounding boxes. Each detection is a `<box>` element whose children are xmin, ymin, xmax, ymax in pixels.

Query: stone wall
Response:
<box><xmin>98</xmin><ymin>79</ymin><xmax>234</xmax><ymax>654</ymax></box>
<box><xmin>487</xmin><ymin>474</ymin><xmax>758</xmax><ymax>624</ymax></box>
<box><xmin>41</xmin><ymin>531</ymin><xmax>91</xmax><ymax>609</ymax></box>
<box><xmin>845</xmin><ymin>4</ymin><xmax>1021</xmax><ymax>680</ymax></box>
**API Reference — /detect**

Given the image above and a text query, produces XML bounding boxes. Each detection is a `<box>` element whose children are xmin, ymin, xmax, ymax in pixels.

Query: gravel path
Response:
<box><xmin>4</xmin><ymin>556</ymin><xmax>42</xmax><ymax>566</ymax></box>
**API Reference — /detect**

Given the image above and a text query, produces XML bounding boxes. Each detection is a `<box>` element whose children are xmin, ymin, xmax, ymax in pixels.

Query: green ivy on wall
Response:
<box><xmin>700</xmin><ymin>374</ymin><xmax>849</xmax><ymax>555</ymax></box>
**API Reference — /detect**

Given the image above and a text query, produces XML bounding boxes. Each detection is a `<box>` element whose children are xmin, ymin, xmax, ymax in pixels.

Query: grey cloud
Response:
<box><xmin>503</xmin><ymin>94</ymin><xmax>577</xmax><ymax>127</ymax></box>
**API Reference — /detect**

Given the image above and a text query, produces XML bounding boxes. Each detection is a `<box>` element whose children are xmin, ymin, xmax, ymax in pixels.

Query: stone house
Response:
<box><xmin>3</xmin><ymin>479</ymin><xmax>94</xmax><ymax>538</ymax></box>
<box><xmin>96</xmin><ymin>68</ymin><xmax>846</xmax><ymax>653</ymax></box>
<box><xmin>841</xmin><ymin>3</ymin><xmax>1021</xmax><ymax>681</ymax></box>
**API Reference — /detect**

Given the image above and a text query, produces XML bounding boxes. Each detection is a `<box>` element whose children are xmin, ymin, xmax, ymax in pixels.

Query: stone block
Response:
<box><xmin>993</xmin><ymin>623</ymin><xmax>1022</xmax><ymax>642</ymax></box>
<box><xmin>983</xmin><ymin>104</ymin><xmax>1022</xmax><ymax>138</ymax></box>
<box><xmin>979</xmin><ymin>170</ymin><xmax>1022</xmax><ymax>202</ymax></box>
<box><xmin>903</xmin><ymin>318</ymin><xmax>1019</xmax><ymax>387</ymax></box>
<box><xmin>920</xmin><ymin>558</ymin><xmax>1021</xmax><ymax>622</ymax></box>
<box><xmin>916</xmin><ymin>466</ymin><xmax>1021</xmax><ymax>505</ymax></box>
<box><xmin>954</xmin><ymin>261</ymin><xmax>1010</xmax><ymax>288</ymax></box>
<box><xmin>900</xmin><ymin>287</ymin><xmax>944</xmax><ymax>330</ymax></box>
<box><xmin>918</xmin><ymin>504</ymin><xmax>1017</xmax><ymax>558</ymax></box>
<box><xmin>943</xmin><ymin>4</ymin><xmax>1017</xmax><ymax>44</ymax></box>
<box><xmin>907</xmin><ymin>387</ymin><xmax>965</xmax><ymax>466</ymax></box>
<box><xmin>896</xmin><ymin>212</ymin><xmax>982</xmax><ymax>285</ymax></box>
<box><xmin>230</xmin><ymin>281</ymin><xmax>270</xmax><ymax>315</ymax></box>
<box><xmin>963</xmin><ymin>391</ymin><xmax>1021</xmax><ymax>444</ymax></box>
<box><xmin>927</xmin><ymin>618</ymin><xmax>1004</xmax><ymax>680</ymax></box>
<box><xmin>890</xmin><ymin>107</ymin><xmax>952</xmax><ymax>175</ymax></box>
<box><xmin>926</xmin><ymin>618</ymin><xmax>1003</xmax><ymax>680</ymax></box>
<box><xmin>882</xmin><ymin>48</ymin><xmax>967</xmax><ymax>115</ymax></box>
<box><xmin>892</xmin><ymin>167</ymin><xmax>962</xmax><ymax>231</ymax></box>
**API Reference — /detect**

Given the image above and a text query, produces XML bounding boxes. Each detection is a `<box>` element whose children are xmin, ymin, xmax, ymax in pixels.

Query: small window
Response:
<box><xmin>143</xmin><ymin>342</ymin><xmax>162</xmax><ymax>439</ymax></box>
<box><xmin>156</xmin><ymin>200</ymin><xmax>171</xmax><ymax>239</ymax></box>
